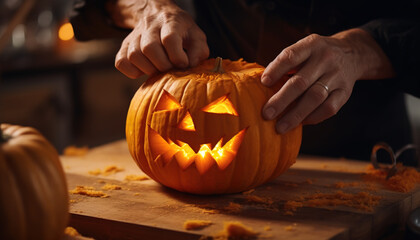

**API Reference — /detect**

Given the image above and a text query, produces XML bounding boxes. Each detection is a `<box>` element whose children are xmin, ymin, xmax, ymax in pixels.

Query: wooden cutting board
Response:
<box><xmin>61</xmin><ymin>140</ymin><xmax>420</xmax><ymax>240</ymax></box>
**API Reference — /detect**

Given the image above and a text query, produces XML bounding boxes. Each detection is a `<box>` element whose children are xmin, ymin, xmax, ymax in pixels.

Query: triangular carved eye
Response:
<box><xmin>178</xmin><ymin>111</ymin><xmax>195</xmax><ymax>131</ymax></box>
<box><xmin>154</xmin><ymin>90</ymin><xmax>182</xmax><ymax>112</ymax></box>
<box><xmin>202</xmin><ymin>95</ymin><xmax>238</xmax><ymax>116</ymax></box>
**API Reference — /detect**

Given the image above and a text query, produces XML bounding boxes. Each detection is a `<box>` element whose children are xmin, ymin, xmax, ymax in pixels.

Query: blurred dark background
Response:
<box><xmin>1</xmin><ymin>0</ymin><xmax>419</xmax><ymax>157</ymax></box>
<box><xmin>0</xmin><ymin>0</ymin><xmax>144</xmax><ymax>153</ymax></box>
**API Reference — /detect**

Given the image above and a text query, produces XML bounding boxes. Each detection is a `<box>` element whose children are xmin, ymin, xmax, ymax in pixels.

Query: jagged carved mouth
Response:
<box><xmin>148</xmin><ymin>127</ymin><xmax>246</xmax><ymax>174</ymax></box>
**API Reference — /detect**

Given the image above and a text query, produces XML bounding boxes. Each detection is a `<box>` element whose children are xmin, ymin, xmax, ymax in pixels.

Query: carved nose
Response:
<box><xmin>178</xmin><ymin>111</ymin><xmax>195</xmax><ymax>131</ymax></box>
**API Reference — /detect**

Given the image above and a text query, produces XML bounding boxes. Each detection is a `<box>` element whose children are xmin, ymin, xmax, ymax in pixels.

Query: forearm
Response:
<box><xmin>69</xmin><ymin>0</ymin><xmax>130</xmax><ymax>40</ymax></box>
<box><xmin>332</xmin><ymin>28</ymin><xmax>396</xmax><ymax>81</ymax></box>
<box><xmin>359</xmin><ymin>18</ymin><xmax>420</xmax><ymax>96</ymax></box>
<box><xmin>106</xmin><ymin>0</ymin><xmax>179</xmax><ymax>29</ymax></box>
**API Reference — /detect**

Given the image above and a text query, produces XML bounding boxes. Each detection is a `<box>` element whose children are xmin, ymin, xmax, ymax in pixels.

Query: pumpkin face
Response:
<box><xmin>126</xmin><ymin>58</ymin><xmax>302</xmax><ymax>194</ymax></box>
<box><xmin>148</xmin><ymin>90</ymin><xmax>247</xmax><ymax>175</ymax></box>
<box><xmin>0</xmin><ymin>124</ymin><xmax>69</xmax><ymax>240</ymax></box>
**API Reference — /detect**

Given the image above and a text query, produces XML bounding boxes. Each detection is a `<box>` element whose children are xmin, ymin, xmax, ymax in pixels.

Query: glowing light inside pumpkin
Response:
<box><xmin>149</xmin><ymin>127</ymin><xmax>246</xmax><ymax>174</ymax></box>
<box><xmin>198</xmin><ymin>144</ymin><xmax>211</xmax><ymax>158</ymax></box>
<box><xmin>155</xmin><ymin>90</ymin><xmax>181</xmax><ymax>112</ymax></box>
<box><xmin>178</xmin><ymin>111</ymin><xmax>195</xmax><ymax>131</ymax></box>
<box><xmin>202</xmin><ymin>95</ymin><xmax>238</xmax><ymax>116</ymax></box>
<box><xmin>150</xmin><ymin>91</ymin><xmax>245</xmax><ymax>174</ymax></box>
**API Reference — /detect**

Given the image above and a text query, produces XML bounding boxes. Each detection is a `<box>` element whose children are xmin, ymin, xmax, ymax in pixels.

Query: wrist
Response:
<box><xmin>106</xmin><ymin>0</ymin><xmax>147</xmax><ymax>28</ymax></box>
<box><xmin>106</xmin><ymin>0</ymin><xmax>178</xmax><ymax>29</ymax></box>
<box><xmin>333</xmin><ymin>28</ymin><xmax>395</xmax><ymax>80</ymax></box>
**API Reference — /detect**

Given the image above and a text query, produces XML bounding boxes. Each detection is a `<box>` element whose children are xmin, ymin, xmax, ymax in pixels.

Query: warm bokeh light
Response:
<box><xmin>58</xmin><ymin>22</ymin><xmax>74</xmax><ymax>41</ymax></box>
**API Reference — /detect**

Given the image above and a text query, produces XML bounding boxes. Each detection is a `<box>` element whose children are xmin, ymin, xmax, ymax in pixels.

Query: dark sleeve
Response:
<box><xmin>359</xmin><ymin>18</ymin><xmax>420</xmax><ymax>98</ymax></box>
<box><xmin>69</xmin><ymin>0</ymin><xmax>130</xmax><ymax>41</ymax></box>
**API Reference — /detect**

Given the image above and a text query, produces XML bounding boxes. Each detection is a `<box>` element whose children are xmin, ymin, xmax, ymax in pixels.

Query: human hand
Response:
<box><xmin>109</xmin><ymin>0</ymin><xmax>209</xmax><ymax>78</ymax></box>
<box><xmin>261</xmin><ymin>28</ymin><xmax>395</xmax><ymax>134</ymax></box>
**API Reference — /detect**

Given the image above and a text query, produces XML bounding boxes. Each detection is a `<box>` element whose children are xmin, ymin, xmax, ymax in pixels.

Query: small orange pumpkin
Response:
<box><xmin>0</xmin><ymin>124</ymin><xmax>69</xmax><ymax>240</ymax></box>
<box><xmin>126</xmin><ymin>58</ymin><xmax>302</xmax><ymax>194</ymax></box>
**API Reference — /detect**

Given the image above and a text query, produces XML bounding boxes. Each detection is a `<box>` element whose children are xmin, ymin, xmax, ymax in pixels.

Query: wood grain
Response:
<box><xmin>62</xmin><ymin>140</ymin><xmax>420</xmax><ymax>240</ymax></box>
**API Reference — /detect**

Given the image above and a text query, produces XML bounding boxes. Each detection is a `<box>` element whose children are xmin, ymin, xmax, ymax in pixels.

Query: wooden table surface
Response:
<box><xmin>61</xmin><ymin>140</ymin><xmax>420</xmax><ymax>240</ymax></box>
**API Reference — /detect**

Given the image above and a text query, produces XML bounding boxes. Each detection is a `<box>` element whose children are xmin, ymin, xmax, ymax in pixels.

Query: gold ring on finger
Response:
<box><xmin>315</xmin><ymin>81</ymin><xmax>329</xmax><ymax>93</ymax></box>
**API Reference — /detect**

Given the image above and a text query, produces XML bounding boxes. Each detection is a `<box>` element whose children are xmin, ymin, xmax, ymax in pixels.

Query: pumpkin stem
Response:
<box><xmin>211</xmin><ymin>57</ymin><xmax>224</xmax><ymax>73</ymax></box>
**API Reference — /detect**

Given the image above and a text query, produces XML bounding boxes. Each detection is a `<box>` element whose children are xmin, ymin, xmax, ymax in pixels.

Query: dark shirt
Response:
<box><xmin>70</xmin><ymin>0</ymin><xmax>420</xmax><ymax>165</ymax></box>
<box><xmin>190</xmin><ymin>0</ymin><xmax>420</xmax><ymax>165</ymax></box>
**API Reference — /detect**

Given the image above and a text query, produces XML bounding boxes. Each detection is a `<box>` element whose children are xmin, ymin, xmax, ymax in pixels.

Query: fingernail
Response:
<box><xmin>261</xmin><ymin>75</ymin><xmax>272</xmax><ymax>86</ymax></box>
<box><xmin>276</xmin><ymin>122</ymin><xmax>289</xmax><ymax>134</ymax></box>
<box><xmin>264</xmin><ymin>107</ymin><xmax>276</xmax><ymax>120</ymax></box>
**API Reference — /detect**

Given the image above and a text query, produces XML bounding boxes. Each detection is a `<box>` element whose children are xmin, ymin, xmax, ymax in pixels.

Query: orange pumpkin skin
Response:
<box><xmin>126</xmin><ymin>58</ymin><xmax>302</xmax><ymax>194</ymax></box>
<box><xmin>0</xmin><ymin>124</ymin><xmax>69</xmax><ymax>240</ymax></box>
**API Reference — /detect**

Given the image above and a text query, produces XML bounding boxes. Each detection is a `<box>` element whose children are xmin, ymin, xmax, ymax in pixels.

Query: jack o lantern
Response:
<box><xmin>126</xmin><ymin>58</ymin><xmax>302</xmax><ymax>194</ymax></box>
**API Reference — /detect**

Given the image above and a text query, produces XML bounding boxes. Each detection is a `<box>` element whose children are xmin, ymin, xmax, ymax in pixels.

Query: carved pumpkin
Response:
<box><xmin>126</xmin><ymin>58</ymin><xmax>302</xmax><ymax>194</ymax></box>
<box><xmin>0</xmin><ymin>124</ymin><xmax>69</xmax><ymax>240</ymax></box>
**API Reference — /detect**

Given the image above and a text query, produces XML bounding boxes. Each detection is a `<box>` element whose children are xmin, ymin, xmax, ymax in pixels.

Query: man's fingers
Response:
<box><xmin>127</xmin><ymin>37</ymin><xmax>158</xmax><ymax>76</ymax></box>
<box><xmin>161</xmin><ymin>24</ymin><xmax>189</xmax><ymax>68</ymax></box>
<box><xmin>262</xmin><ymin>36</ymin><xmax>318</xmax><ymax>86</ymax></box>
<box><xmin>303</xmin><ymin>89</ymin><xmax>350</xmax><ymax>125</ymax></box>
<box><xmin>262</xmin><ymin>55</ymin><xmax>327</xmax><ymax>121</ymax></box>
<box><xmin>115</xmin><ymin>39</ymin><xmax>144</xmax><ymax>79</ymax></box>
<box><xmin>273</xmin><ymin>75</ymin><xmax>333</xmax><ymax>134</ymax></box>
<box><xmin>184</xmin><ymin>27</ymin><xmax>209</xmax><ymax>67</ymax></box>
<box><xmin>141</xmin><ymin>29</ymin><xmax>173</xmax><ymax>72</ymax></box>
<box><xmin>115</xmin><ymin>7</ymin><xmax>209</xmax><ymax>76</ymax></box>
